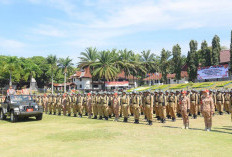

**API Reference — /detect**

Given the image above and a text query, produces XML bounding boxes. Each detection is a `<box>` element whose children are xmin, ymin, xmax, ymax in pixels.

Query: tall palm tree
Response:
<box><xmin>92</xmin><ymin>50</ymin><xmax>119</xmax><ymax>90</ymax></box>
<box><xmin>140</xmin><ymin>50</ymin><xmax>157</xmax><ymax>72</ymax></box>
<box><xmin>47</xmin><ymin>55</ymin><xmax>58</xmax><ymax>94</ymax></box>
<box><xmin>3</xmin><ymin>56</ymin><xmax>21</xmax><ymax>86</ymax></box>
<box><xmin>58</xmin><ymin>57</ymin><xmax>74</xmax><ymax>93</ymax></box>
<box><xmin>78</xmin><ymin>47</ymin><xmax>98</xmax><ymax>90</ymax></box>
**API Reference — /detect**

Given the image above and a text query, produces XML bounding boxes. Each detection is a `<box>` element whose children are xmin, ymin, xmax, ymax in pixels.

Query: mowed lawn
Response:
<box><xmin>0</xmin><ymin>113</ymin><xmax>232</xmax><ymax>157</ymax></box>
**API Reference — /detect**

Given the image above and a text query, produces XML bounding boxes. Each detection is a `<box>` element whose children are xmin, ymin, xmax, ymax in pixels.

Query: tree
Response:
<box><xmin>3</xmin><ymin>56</ymin><xmax>21</xmax><ymax>86</ymax></box>
<box><xmin>58</xmin><ymin>57</ymin><xmax>74</xmax><ymax>93</ymax></box>
<box><xmin>47</xmin><ymin>55</ymin><xmax>58</xmax><ymax>94</ymax></box>
<box><xmin>212</xmin><ymin>35</ymin><xmax>221</xmax><ymax>65</ymax></box>
<box><xmin>230</xmin><ymin>31</ymin><xmax>232</xmax><ymax>76</ymax></box>
<box><xmin>92</xmin><ymin>50</ymin><xmax>119</xmax><ymax>90</ymax></box>
<box><xmin>172</xmin><ymin>44</ymin><xmax>182</xmax><ymax>83</ymax></box>
<box><xmin>160</xmin><ymin>49</ymin><xmax>171</xmax><ymax>84</ymax></box>
<box><xmin>140</xmin><ymin>50</ymin><xmax>158</xmax><ymax>73</ymax></box>
<box><xmin>187</xmin><ymin>40</ymin><xmax>198</xmax><ymax>82</ymax></box>
<box><xmin>118</xmin><ymin>49</ymin><xmax>135</xmax><ymax>78</ymax></box>
<box><xmin>200</xmin><ymin>40</ymin><xmax>211</xmax><ymax>67</ymax></box>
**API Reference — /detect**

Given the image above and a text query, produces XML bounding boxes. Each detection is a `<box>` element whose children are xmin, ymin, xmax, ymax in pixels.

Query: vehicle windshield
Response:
<box><xmin>10</xmin><ymin>95</ymin><xmax>34</xmax><ymax>103</ymax></box>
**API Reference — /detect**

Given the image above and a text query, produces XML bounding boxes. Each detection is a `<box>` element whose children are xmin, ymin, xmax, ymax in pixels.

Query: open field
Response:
<box><xmin>0</xmin><ymin>113</ymin><xmax>232</xmax><ymax>157</ymax></box>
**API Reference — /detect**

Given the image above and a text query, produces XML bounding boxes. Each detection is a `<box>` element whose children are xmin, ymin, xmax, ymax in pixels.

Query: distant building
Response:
<box><xmin>69</xmin><ymin>67</ymin><xmax>138</xmax><ymax>90</ymax></box>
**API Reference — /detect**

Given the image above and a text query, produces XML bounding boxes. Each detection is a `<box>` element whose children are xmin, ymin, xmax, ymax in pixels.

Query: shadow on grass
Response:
<box><xmin>3</xmin><ymin>117</ymin><xmax>38</xmax><ymax>123</ymax></box>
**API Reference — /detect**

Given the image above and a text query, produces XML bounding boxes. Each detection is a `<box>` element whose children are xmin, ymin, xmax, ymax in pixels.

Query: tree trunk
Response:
<box><xmin>9</xmin><ymin>70</ymin><xmax>12</xmax><ymax>86</ymax></box>
<box><xmin>51</xmin><ymin>69</ymin><xmax>54</xmax><ymax>94</ymax></box>
<box><xmin>64</xmin><ymin>72</ymin><xmax>66</xmax><ymax>93</ymax></box>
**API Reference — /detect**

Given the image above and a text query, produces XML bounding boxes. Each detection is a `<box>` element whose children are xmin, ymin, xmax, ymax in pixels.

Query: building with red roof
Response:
<box><xmin>69</xmin><ymin>67</ymin><xmax>138</xmax><ymax>90</ymax></box>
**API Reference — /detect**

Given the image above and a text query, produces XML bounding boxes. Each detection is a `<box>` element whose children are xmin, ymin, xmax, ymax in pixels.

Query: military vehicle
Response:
<box><xmin>0</xmin><ymin>95</ymin><xmax>43</xmax><ymax>122</ymax></box>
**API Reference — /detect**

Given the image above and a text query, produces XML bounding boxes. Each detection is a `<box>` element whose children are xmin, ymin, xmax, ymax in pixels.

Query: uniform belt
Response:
<box><xmin>169</xmin><ymin>101</ymin><xmax>174</xmax><ymax>103</ymax></box>
<box><xmin>217</xmin><ymin>100</ymin><xmax>222</xmax><ymax>101</ymax></box>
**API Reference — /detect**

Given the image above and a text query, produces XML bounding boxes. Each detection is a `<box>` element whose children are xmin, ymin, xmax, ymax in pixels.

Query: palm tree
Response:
<box><xmin>78</xmin><ymin>47</ymin><xmax>98</xmax><ymax>90</ymax></box>
<box><xmin>47</xmin><ymin>55</ymin><xmax>58</xmax><ymax>94</ymax></box>
<box><xmin>92</xmin><ymin>50</ymin><xmax>119</xmax><ymax>90</ymax></box>
<box><xmin>58</xmin><ymin>57</ymin><xmax>74</xmax><ymax>93</ymax></box>
<box><xmin>140</xmin><ymin>50</ymin><xmax>158</xmax><ymax>72</ymax></box>
<box><xmin>3</xmin><ymin>56</ymin><xmax>21</xmax><ymax>86</ymax></box>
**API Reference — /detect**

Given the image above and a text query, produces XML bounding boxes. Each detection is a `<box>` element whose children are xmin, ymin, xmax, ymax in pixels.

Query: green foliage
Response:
<box><xmin>192</xmin><ymin>82</ymin><xmax>214</xmax><ymax>88</ymax></box>
<box><xmin>169</xmin><ymin>83</ymin><xmax>190</xmax><ymax>89</ymax></box>
<box><xmin>199</xmin><ymin>41</ymin><xmax>211</xmax><ymax>67</ymax></box>
<box><xmin>160</xmin><ymin>49</ymin><xmax>171</xmax><ymax>84</ymax></box>
<box><xmin>230</xmin><ymin>31</ymin><xmax>232</xmax><ymax>73</ymax></box>
<box><xmin>216</xmin><ymin>81</ymin><xmax>232</xmax><ymax>87</ymax></box>
<box><xmin>172</xmin><ymin>44</ymin><xmax>182</xmax><ymax>81</ymax></box>
<box><xmin>212</xmin><ymin>35</ymin><xmax>221</xmax><ymax>65</ymax></box>
<box><xmin>153</xmin><ymin>85</ymin><xmax>169</xmax><ymax>90</ymax></box>
<box><xmin>187</xmin><ymin>40</ymin><xmax>198</xmax><ymax>82</ymax></box>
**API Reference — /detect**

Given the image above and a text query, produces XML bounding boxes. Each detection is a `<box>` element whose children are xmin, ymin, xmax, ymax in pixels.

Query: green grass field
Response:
<box><xmin>0</xmin><ymin>113</ymin><xmax>232</xmax><ymax>157</ymax></box>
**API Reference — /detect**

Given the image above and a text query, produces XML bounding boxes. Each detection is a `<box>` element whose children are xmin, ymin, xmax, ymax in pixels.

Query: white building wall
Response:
<box><xmin>169</xmin><ymin>77</ymin><xmax>188</xmax><ymax>84</ymax></box>
<box><xmin>73</xmin><ymin>77</ymin><xmax>92</xmax><ymax>89</ymax></box>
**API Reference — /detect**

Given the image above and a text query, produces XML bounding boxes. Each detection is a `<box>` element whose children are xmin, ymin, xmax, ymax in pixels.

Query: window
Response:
<box><xmin>80</xmin><ymin>85</ymin><xmax>82</xmax><ymax>89</ymax></box>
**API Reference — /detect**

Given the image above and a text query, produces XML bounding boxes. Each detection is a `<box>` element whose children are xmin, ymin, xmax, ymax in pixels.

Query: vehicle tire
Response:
<box><xmin>0</xmin><ymin>109</ymin><xmax>6</xmax><ymax>120</ymax></box>
<box><xmin>10</xmin><ymin>110</ymin><xmax>18</xmax><ymax>123</ymax></box>
<box><xmin>36</xmin><ymin>114</ymin><xmax>43</xmax><ymax>120</ymax></box>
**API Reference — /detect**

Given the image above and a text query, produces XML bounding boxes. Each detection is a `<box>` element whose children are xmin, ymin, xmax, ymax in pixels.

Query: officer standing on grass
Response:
<box><xmin>180</xmin><ymin>91</ymin><xmax>190</xmax><ymax>129</ymax></box>
<box><xmin>216</xmin><ymin>90</ymin><xmax>224</xmax><ymax>115</ymax></box>
<box><xmin>158</xmin><ymin>91</ymin><xmax>166</xmax><ymax>123</ymax></box>
<box><xmin>201</xmin><ymin>89</ymin><xmax>215</xmax><ymax>131</ymax></box>
<box><xmin>121</xmin><ymin>90</ymin><xmax>130</xmax><ymax>122</ymax></box>
<box><xmin>113</xmin><ymin>92</ymin><xmax>121</xmax><ymax>122</ymax></box>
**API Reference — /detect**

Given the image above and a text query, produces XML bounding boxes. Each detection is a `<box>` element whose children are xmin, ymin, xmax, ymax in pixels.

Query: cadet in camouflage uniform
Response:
<box><xmin>48</xmin><ymin>94</ymin><xmax>52</xmax><ymax>115</ymax></box>
<box><xmin>165</xmin><ymin>91</ymin><xmax>171</xmax><ymax>119</ymax></box>
<box><xmin>52</xmin><ymin>94</ymin><xmax>57</xmax><ymax>115</ymax></box>
<box><xmin>176</xmin><ymin>91</ymin><xmax>181</xmax><ymax>117</ymax></box>
<box><xmin>158</xmin><ymin>91</ymin><xmax>167</xmax><ymax>123</ymax></box>
<box><xmin>113</xmin><ymin>92</ymin><xmax>120</xmax><ymax>122</ymax></box>
<box><xmin>224</xmin><ymin>90</ymin><xmax>231</xmax><ymax>114</ymax></box>
<box><xmin>144</xmin><ymin>90</ymin><xmax>153</xmax><ymax>125</ymax></box>
<box><xmin>62</xmin><ymin>94</ymin><xmax>67</xmax><ymax>116</ymax></box>
<box><xmin>190</xmin><ymin>90</ymin><xmax>198</xmax><ymax>119</ymax></box>
<box><xmin>154</xmin><ymin>91</ymin><xmax>160</xmax><ymax>119</ymax></box>
<box><xmin>97</xmin><ymin>92</ymin><xmax>103</xmax><ymax>119</ymax></box>
<box><xmin>56</xmin><ymin>94</ymin><xmax>62</xmax><ymax>116</ymax></box>
<box><xmin>92</xmin><ymin>92</ymin><xmax>98</xmax><ymax>119</ymax></box>
<box><xmin>120</xmin><ymin>90</ymin><xmax>130</xmax><ymax>122</ymax></box>
<box><xmin>76</xmin><ymin>93</ymin><xmax>83</xmax><ymax>117</ymax></box>
<box><xmin>201</xmin><ymin>90</ymin><xmax>215</xmax><ymax>131</ymax></box>
<box><xmin>87</xmin><ymin>93</ymin><xmax>92</xmax><ymax>118</ymax></box>
<box><xmin>180</xmin><ymin>91</ymin><xmax>190</xmax><ymax>129</ymax></box>
<box><xmin>108</xmin><ymin>92</ymin><xmax>114</xmax><ymax>118</ymax></box>
<box><xmin>42</xmin><ymin>94</ymin><xmax>48</xmax><ymax>113</ymax></box>
<box><xmin>167</xmin><ymin>90</ymin><xmax>177</xmax><ymax>122</ymax></box>
<box><xmin>101</xmin><ymin>92</ymin><xmax>109</xmax><ymax>120</ymax></box>
<box><xmin>131</xmin><ymin>91</ymin><xmax>140</xmax><ymax>124</ymax></box>
<box><xmin>82</xmin><ymin>94</ymin><xmax>88</xmax><ymax>116</ymax></box>
<box><xmin>66</xmin><ymin>94</ymin><xmax>72</xmax><ymax>116</ymax></box>
<box><xmin>216</xmin><ymin>90</ymin><xmax>224</xmax><ymax>115</ymax></box>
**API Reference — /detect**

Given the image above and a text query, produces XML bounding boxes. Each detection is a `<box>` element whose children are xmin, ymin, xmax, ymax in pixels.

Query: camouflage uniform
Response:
<box><xmin>158</xmin><ymin>92</ymin><xmax>167</xmax><ymax>123</ymax></box>
<box><xmin>131</xmin><ymin>92</ymin><xmax>140</xmax><ymax>124</ymax></box>
<box><xmin>180</xmin><ymin>93</ymin><xmax>190</xmax><ymax>129</ymax></box>
<box><xmin>120</xmin><ymin>92</ymin><xmax>130</xmax><ymax>122</ymax></box>
<box><xmin>216</xmin><ymin>91</ymin><xmax>224</xmax><ymax>115</ymax></box>
<box><xmin>201</xmin><ymin>92</ymin><xmax>215</xmax><ymax>131</ymax></box>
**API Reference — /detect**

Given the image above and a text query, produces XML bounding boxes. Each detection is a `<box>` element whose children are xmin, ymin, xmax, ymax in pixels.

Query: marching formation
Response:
<box><xmin>31</xmin><ymin>89</ymin><xmax>232</xmax><ymax>131</ymax></box>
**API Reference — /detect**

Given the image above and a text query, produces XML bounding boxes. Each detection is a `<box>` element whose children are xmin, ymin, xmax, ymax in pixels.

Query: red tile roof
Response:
<box><xmin>143</xmin><ymin>73</ymin><xmax>162</xmax><ymax>81</ymax></box>
<box><xmin>220</xmin><ymin>50</ymin><xmax>230</xmax><ymax>63</ymax></box>
<box><xmin>167</xmin><ymin>71</ymin><xmax>188</xmax><ymax>79</ymax></box>
<box><xmin>117</xmin><ymin>71</ymin><xmax>137</xmax><ymax>80</ymax></box>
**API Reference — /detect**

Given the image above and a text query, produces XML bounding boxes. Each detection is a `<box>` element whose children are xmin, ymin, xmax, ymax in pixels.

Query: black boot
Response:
<box><xmin>226</xmin><ymin>111</ymin><xmax>230</xmax><ymax>114</ymax></box>
<box><xmin>149</xmin><ymin>120</ymin><xmax>153</xmax><ymax>125</ymax></box>
<box><xmin>49</xmin><ymin>112</ymin><xmax>52</xmax><ymax>115</ymax></box>
<box><xmin>92</xmin><ymin>116</ymin><xmax>97</xmax><ymax>119</ymax></box>
<box><xmin>131</xmin><ymin>113</ymin><xmax>134</xmax><ymax>116</ymax></box>
<box><xmin>68</xmin><ymin>113</ymin><xmax>71</xmax><ymax>116</ymax></box>
<box><xmin>58</xmin><ymin>112</ymin><xmax>61</xmax><ymax>116</ymax></box>
<box><xmin>109</xmin><ymin>115</ymin><xmax>111</xmax><ymax>118</ymax></box>
<box><xmin>99</xmin><ymin>116</ymin><xmax>103</xmax><ymax>120</ymax></box>
<box><xmin>134</xmin><ymin>119</ymin><xmax>139</xmax><ymax>124</ymax></box>
<box><xmin>172</xmin><ymin>117</ymin><xmax>176</xmax><ymax>122</ymax></box>
<box><xmin>85</xmin><ymin>113</ymin><xmax>88</xmax><ymax>116</ymax></box>
<box><xmin>145</xmin><ymin>116</ymin><xmax>147</xmax><ymax>120</ymax></box>
<box><xmin>141</xmin><ymin>112</ymin><xmax>144</xmax><ymax>115</ymax></box>
<box><xmin>162</xmin><ymin>118</ymin><xmax>166</xmax><ymax>123</ymax></box>
<box><xmin>119</xmin><ymin>114</ymin><xmax>122</xmax><ymax>117</ymax></box>
<box><xmin>198</xmin><ymin>112</ymin><xmax>200</xmax><ymax>115</ymax></box>
<box><xmin>194</xmin><ymin>114</ymin><xmax>197</xmax><ymax>119</ymax></box>
<box><xmin>74</xmin><ymin>114</ymin><xmax>77</xmax><ymax>117</ymax></box>
<box><xmin>105</xmin><ymin>117</ymin><xmax>108</xmax><ymax>120</ymax></box>
<box><xmin>188</xmin><ymin>113</ymin><xmax>192</xmax><ymax>116</ymax></box>
<box><xmin>53</xmin><ymin>112</ymin><xmax>56</xmax><ymax>115</ymax></box>
<box><xmin>157</xmin><ymin>116</ymin><xmax>160</xmax><ymax>120</ymax></box>
<box><xmin>79</xmin><ymin>114</ymin><xmax>82</xmax><ymax>118</ymax></box>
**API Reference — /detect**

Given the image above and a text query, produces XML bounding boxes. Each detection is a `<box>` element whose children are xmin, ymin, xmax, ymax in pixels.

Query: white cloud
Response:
<box><xmin>32</xmin><ymin>24</ymin><xmax>66</xmax><ymax>37</ymax></box>
<box><xmin>0</xmin><ymin>38</ymin><xmax>27</xmax><ymax>55</ymax></box>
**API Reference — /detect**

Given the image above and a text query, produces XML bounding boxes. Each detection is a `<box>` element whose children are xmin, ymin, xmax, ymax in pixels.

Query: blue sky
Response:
<box><xmin>0</xmin><ymin>0</ymin><xmax>232</xmax><ymax>62</ymax></box>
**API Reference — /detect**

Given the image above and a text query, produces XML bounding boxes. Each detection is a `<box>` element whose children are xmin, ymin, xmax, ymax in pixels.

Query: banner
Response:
<box><xmin>197</xmin><ymin>65</ymin><xmax>229</xmax><ymax>80</ymax></box>
<box><xmin>105</xmin><ymin>81</ymin><xmax>129</xmax><ymax>87</ymax></box>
